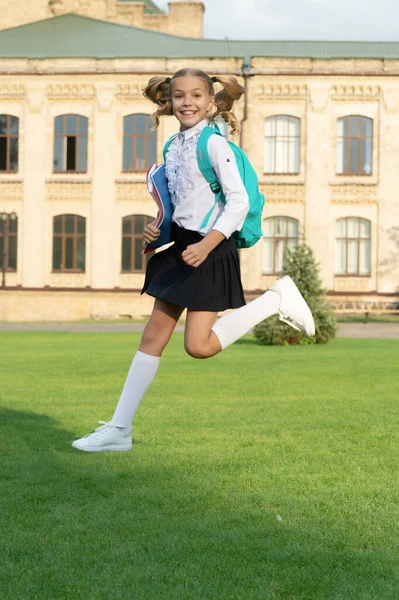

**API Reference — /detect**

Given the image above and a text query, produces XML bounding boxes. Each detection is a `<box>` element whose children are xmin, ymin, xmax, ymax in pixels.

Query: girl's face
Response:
<box><xmin>171</xmin><ymin>76</ymin><xmax>214</xmax><ymax>131</ymax></box>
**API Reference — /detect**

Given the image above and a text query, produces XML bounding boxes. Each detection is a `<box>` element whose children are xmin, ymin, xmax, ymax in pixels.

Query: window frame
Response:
<box><xmin>0</xmin><ymin>114</ymin><xmax>19</xmax><ymax>173</ymax></box>
<box><xmin>122</xmin><ymin>114</ymin><xmax>157</xmax><ymax>173</ymax></box>
<box><xmin>52</xmin><ymin>214</ymin><xmax>86</xmax><ymax>273</ymax></box>
<box><xmin>335</xmin><ymin>217</ymin><xmax>371</xmax><ymax>276</ymax></box>
<box><xmin>0</xmin><ymin>214</ymin><xmax>18</xmax><ymax>271</ymax></box>
<box><xmin>336</xmin><ymin>116</ymin><xmax>373</xmax><ymax>176</ymax></box>
<box><xmin>264</xmin><ymin>115</ymin><xmax>301</xmax><ymax>175</ymax></box>
<box><xmin>262</xmin><ymin>216</ymin><xmax>299</xmax><ymax>275</ymax></box>
<box><xmin>121</xmin><ymin>214</ymin><xmax>153</xmax><ymax>273</ymax></box>
<box><xmin>53</xmin><ymin>115</ymin><xmax>88</xmax><ymax>174</ymax></box>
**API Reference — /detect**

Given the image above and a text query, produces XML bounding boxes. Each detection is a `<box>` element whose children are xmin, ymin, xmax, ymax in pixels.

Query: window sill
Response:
<box><xmin>116</xmin><ymin>175</ymin><xmax>147</xmax><ymax>183</ymax></box>
<box><xmin>51</xmin><ymin>270</ymin><xmax>86</xmax><ymax>274</ymax></box>
<box><xmin>0</xmin><ymin>176</ymin><xmax>23</xmax><ymax>183</ymax></box>
<box><xmin>334</xmin><ymin>274</ymin><xmax>371</xmax><ymax>278</ymax></box>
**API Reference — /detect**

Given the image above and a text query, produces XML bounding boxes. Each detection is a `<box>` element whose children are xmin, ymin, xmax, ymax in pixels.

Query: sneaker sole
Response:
<box><xmin>72</xmin><ymin>442</ymin><xmax>132</xmax><ymax>452</ymax></box>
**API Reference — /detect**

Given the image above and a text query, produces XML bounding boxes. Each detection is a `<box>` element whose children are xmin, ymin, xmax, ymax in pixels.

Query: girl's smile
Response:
<box><xmin>171</xmin><ymin>76</ymin><xmax>214</xmax><ymax>131</ymax></box>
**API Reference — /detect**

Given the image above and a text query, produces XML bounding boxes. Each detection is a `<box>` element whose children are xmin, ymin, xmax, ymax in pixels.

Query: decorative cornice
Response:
<box><xmin>116</xmin><ymin>84</ymin><xmax>144</xmax><ymax>101</ymax></box>
<box><xmin>0</xmin><ymin>85</ymin><xmax>26</xmax><ymax>100</ymax></box>
<box><xmin>255</xmin><ymin>84</ymin><xmax>308</xmax><ymax>100</ymax></box>
<box><xmin>330</xmin><ymin>184</ymin><xmax>378</xmax><ymax>204</ymax></box>
<box><xmin>46</xmin><ymin>182</ymin><xmax>92</xmax><ymax>202</ymax></box>
<box><xmin>46</xmin><ymin>84</ymin><xmax>96</xmax><ymax>101</ymax></box>
<box><xmin>0</xmin><ymin>181</ymin><xmax>24</xmax><ymax>201</ymax></box>
<box><xmin>116</xmin><ymin>182</ymin><xmax>148</xmax><ymax>202</ymax></box>
<box><xmin>331</xmin><ymin>85</ymin><xmax>380</xmax><ymax>101</ymax></box>
<box><xmin>261</xmin><ymin>183</ymin><xmax>305</xmax><ymax>203</ymax></box>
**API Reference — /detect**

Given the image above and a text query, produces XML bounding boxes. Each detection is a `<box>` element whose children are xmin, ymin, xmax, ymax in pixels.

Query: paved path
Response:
<box><xmin>1</xmin><ymin>322</ymin><xmax>399</xmax><ymax>338</ymax></box>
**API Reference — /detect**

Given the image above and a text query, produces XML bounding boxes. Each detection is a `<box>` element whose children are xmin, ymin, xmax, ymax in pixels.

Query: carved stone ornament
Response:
<box><xmin>383</xmin><ymin>89</ymin><xmax>399</xmax><ymax>113</ymax></box>
<box><xmin>261</xmin><ymin>184</ymin><xmax>305</xmax><ymax>203</ymax></box>
<box><xmin>330</xmin><ymin>184</ymin><xmax>377</xmax><ymax>204</ymax></box>
<box><xmin>0</xmin><ymin>182</ymin><xmax>23</xmax><ymax>201</ymax></box>
<box><xmin>0</xmin><ymin>85</ymin><xmax>26</xmax><ymax>100</ymax></box>
<box><xmin>46</xmin><ymin>84</ymin><xmax>96</xmax><ymax>101</ymax></box>
<box><xmin>310</xmin><ymin>88</ymin><xmax>329</xmax><ymax>112</ymax></box>
<box><xmin>331</xmin><ymin>85</ymin><xmax>380</xmax><ymax>102</ymax></box>
<box><xmin>46</xmin><ymin>182</ymin><xmax>92</xmax><ymax>202</ymax></box>
<box><xmin>116</xmin><ymin>84</ymin><xmax>143</xmax><ymax>101</ymax></box>
<box><xmin>49</xmin><ymin>0</ymin><xmax>63</xmax><ymax>16</ymax></box>
<box><xmin>27</xmin><ymin>90</ymin><xmax>45</xmax><ymax>113</ymax></box>
<box><xmin>255</xmin><ymin>84</ymin><xmax>308</xmax><ymax>99</ymax></box>
<box><xmin>96</xmin><ymin>88</ymin><xmax>115</xmax><ymax>113</ymax></box>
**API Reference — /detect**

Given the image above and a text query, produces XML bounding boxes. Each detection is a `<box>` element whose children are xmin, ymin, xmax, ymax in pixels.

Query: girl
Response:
<box><xmin>72</xmin><ymin>68</ymin><xmax>314</xmax><ymax>452</ymax></box>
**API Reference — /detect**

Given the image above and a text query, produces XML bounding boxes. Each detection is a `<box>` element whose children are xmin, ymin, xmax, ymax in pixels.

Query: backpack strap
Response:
<box><xmin>162</xmin><ymin>133</ymin><xmax>179</xmax><ymax>162</ymax></box>
<box><xmin>197</xmin><ymin>125</ymin><xmax>225</xmax><ymax>229</ymax></box>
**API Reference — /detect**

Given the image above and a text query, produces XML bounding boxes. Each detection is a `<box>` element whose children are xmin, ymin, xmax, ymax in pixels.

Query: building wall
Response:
<box><xmin>0</xmin><ymin>56</ymin><xmax>398</xmax><ymax>320</ymax></box>
<box><xmin>0</xmin><ymin>1</ymin><xmax>204</xmax><ymax>39</ymax></box>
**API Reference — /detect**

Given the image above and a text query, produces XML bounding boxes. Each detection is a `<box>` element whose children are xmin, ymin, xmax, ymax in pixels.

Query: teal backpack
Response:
<box><xmin>163</xmin><ymin>124</ymin><xmax>265</xmax><ymax>248</ymax></box>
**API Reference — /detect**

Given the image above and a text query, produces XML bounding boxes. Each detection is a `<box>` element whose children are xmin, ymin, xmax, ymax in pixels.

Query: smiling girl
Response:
<box><xmin>72</xmin><ymin>68</ymin><xmax>314</xmax><ymax>452</ymax></box>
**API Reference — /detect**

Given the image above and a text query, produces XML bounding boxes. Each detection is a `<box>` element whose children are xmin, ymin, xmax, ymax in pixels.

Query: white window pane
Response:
<box><xmin>288</xmin><ymin>117</ymin><xmax>300</xmax><ymax>136</ymax></box>
<box><xmin>335</xmin><ymin>240</ymin><xmax>346</xmax><ymax>274</ymax></box>
<box><xmin>276</xmin><ymin>217</ymin><xmax>287</xmax><ymax>237</ymax></box>
<box><xmin>336</xmin><ymin>138</ymin><xmax>344</xmax><ymax>174</ymax></box>
<box><xmin>347</xmin><ymin>218</ymin><xmax>359</xmax><ymax>238</ymax></box>
<box><xmin>359</xmin><ymin>240</ymin><xmax>371</xmax><ymax>275</ymax></box>
<box><xmin>264</xmin><ymin>138</ymin><xmax>275</xmax><ymax>173</ymax></box>
<box><xmin>286</xmin><ymin>239</ymin><xmax>298</xmax><ymax>252</ymax></box>
<box><xmin>265</xmin><ymin>117</ymin><xmax>274</xmax><ymax>136</ymax></box>
<box><xmin>347</xmin><ymin>240</ymin><xmax>358</xmax><ymax>273</ymax></box>
<box><xmin>264</xmin><ymin>218</ymin><xmax>274</xmax><ymax>236</ymax></box>
<box><xmin>276</xmin><ymin>116</ymin><xmax>287</xmax><ymax>136</ymax></box>
<box><xmin>337</xmin><ymin>118</ymin><xmax>344</xmax><ymax>137</ymax></box>
<box><xmin>336</xmin><ymin>219</ymin><xmax>346</xmax><ymax>237</ymax></box>
<box><xmin>362</xmin><ymin>138</ymin><xmax>372</xmax><ymax>174</ymax></box>
<box><xmin>263</xmin><ymin>239</ymin><xmax>274</xmax><ymax>273</ymax></box>
<box><xmin>287</xmin><ymin>218</ymin><xmax>298</xmax><ymax>237</ymax></box>
<box><xmin>275</xmin><ymin>140</ymin><xmax>287</xmax><ymax>173</ymax></box>
<box><xmin>275</xmin><ymin>240</ymin><xmax>285</xmax><ymax>272</ymax></box>
<box><xmin>288</xmin><ymin>138</ymin><xmax>300</xmax><ymax>173</ymax></box>
<box><xmin>363</xmin><ymin>117</ymin><xmax>373</xmax><ymax>136</ymax></box>
<box><xmin>360</xmin><ymin>219</ymin><xmax>371</xmax><ymax>238</ymax></box>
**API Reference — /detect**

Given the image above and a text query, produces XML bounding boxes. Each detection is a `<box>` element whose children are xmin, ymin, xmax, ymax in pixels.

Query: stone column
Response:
<box><xmin>22</xmin><ymin>86</ymin><xmax>47</xmax><ymax>288</ymax></box>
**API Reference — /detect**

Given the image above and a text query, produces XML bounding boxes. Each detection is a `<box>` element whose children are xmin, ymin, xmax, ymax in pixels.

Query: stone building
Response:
<box><xmin>0</xmin><ymin>0</ymin><xmax>398</xmax><ymax>320</ymax></box>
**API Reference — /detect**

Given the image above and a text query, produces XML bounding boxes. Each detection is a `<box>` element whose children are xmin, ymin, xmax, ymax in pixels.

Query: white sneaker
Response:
<box><xmin>269</xmin><ymin>275</ymin><xmax>315</xmax><ymax>337</ymax></box>
<box><xmin>72</xmin><ymin>421</ymin><xmax>132</xmax><ymax>452</ymax></box>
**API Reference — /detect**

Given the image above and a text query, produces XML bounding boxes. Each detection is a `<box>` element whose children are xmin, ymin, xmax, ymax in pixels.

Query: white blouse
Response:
<box><xmin>165</xmin><ymin>119</ymin><xmax>249</xmax><ymax>240</ymax></box>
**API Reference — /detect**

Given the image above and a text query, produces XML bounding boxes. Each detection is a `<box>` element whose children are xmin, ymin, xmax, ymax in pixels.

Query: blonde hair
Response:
<box><xmin>142</xmin><ymin>68</ymin><xmax>245</xmax><ymax>135</ymax></box>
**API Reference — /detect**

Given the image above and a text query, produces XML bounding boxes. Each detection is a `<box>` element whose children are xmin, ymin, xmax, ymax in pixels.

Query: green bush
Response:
<box><xmin>253</xmin><ymin>243</ymin><xmax>338</xmax><ymax>345</ymax></box>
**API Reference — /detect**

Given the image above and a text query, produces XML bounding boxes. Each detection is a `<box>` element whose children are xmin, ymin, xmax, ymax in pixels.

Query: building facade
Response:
<box><xmin>0</xmin><ymin>1</ymin><xmax>398</xmax><ymax>320</ymax></box>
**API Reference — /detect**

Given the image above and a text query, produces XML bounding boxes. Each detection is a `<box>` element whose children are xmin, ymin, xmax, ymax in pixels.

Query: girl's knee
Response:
<box><xmin>184</xmin><ymin>340</ymin><xmax>212</xmax><ymax>359</ymax></box>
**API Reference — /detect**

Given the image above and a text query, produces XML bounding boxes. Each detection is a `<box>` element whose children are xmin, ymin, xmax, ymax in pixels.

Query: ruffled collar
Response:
<box><xmin>179</xmin><ymin>119</ymin><xmax>208</xmax><ymax>141</ymax></box>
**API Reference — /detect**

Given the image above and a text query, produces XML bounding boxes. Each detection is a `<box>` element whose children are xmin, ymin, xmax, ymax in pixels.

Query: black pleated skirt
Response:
<box><xmin>141</xmin><ymin>223</ymin><xmax>246</xmax><ymax>312</ymax></box>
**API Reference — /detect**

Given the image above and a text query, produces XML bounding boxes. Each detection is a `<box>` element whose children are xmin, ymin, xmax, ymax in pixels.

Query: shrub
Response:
<box><xmin>253</xmin><ymin>243</ymin><xmax>338</xmax><ymax>345</ymax></box>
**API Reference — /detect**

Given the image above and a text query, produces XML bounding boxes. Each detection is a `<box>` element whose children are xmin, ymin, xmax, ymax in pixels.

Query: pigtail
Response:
<box><xmin>142</xmin><ymin>76</ymin><xmax>173</xmax><ymax>129</ymax></box>
<box><xmin>211</xmin><ymin>76</ymin><xmax>245</xmax><ymax>135</ymax></box>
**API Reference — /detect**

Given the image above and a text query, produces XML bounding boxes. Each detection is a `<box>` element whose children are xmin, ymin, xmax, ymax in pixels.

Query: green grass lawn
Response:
<box><xmin>0</xmin><ymin>333</ymin><xmax>398</xmax><ymax>600</ymax></box>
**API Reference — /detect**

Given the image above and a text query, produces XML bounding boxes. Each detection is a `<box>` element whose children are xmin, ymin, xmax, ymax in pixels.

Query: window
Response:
<box><xmin>263</xmin><ymin>217</ymin><xmax>299</xmax><ymax>274</ymax></box>
<box><xmin>336</xmin><ymin>116</ymin><xmax>373</xmax><ymax>175</ymax></box>
<box><xmin>52</xmin><ymin>214</ymin><xmax>86</xmax><ymax>271</ymax></box>
<box><xmin>0</xmin><ymin>115</ymin><xmax>19</xmax><ymax>172</ymax></box>
<box><xmin>0</xmin><ymin>213</ymin><xmax>18</xmax><ymax>271</ymax></box>
<box><xmin>335</xmin><ymin>217</ymin><xmax>371</xmax><ymax>275</ymax></box>
<box><xmin>123</xmin><ymin>115</ymin><xmax>156</xmax><ymax>172</ymax></box>
<box><xmin>264</xmin><ymin>116</ymin><xmax>300</xmax><ymax>174</ymax></box>
<box><xmin>121</xmin><ymin>215</ymin><xmax>152</xmax><ymax>273</ymax></box>
<box><xmin>54</xmin><ymin>115</ymin><xmax>88</xmax><ymax>173</ymax></box>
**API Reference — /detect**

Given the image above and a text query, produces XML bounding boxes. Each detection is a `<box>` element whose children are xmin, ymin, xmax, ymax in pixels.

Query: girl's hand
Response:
<box><xmin>182</xmin><ymin>241</ymin><xmax>210</xmax><ymax>268</ymax></box>
<box><xmin>143</xmin><ymin>221</ymin><xmax>160</xmax><ymax>244</ymax></box>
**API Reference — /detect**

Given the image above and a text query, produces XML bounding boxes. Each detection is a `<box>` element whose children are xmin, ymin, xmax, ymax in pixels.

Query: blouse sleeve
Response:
<box><xmin>208</xmin><ymin>135</ymin><xmax>250</xmax><ymax>239</ymax></box>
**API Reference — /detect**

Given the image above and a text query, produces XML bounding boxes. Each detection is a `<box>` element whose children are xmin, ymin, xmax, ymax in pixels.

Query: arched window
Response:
<box><xmin>52</xmin><ymin>214</ymin><xmax>86</xmax><ymax>272</ymax></box>
<box><xmin>336</xmin><ymin>116</ymin><xmax>373</xmax><ymax>175</ymax></box>
<box><xmin>123</xmin><ymin>114</ymin><xmax>156</xmax><ymax>172</ymax></box>
<box><xmin>0</xmin><ymin>115</ymin><xmax>19</xmax><ymax>172</ymax></box>
<box><xmin>0</xmin><ymin>212</ymin><xmax>18</xmax><ymax>271</ymax></box>
<box><xmin>263</xmin><ymin>216</ymin><xmax>299</xmax><ymax>274</ymax></box>
<box><xmin>121</xmin><ymin>215</ymin><xmax>152</xmax><ymax>273</ymax></box>
<box><xmin>264</xmin><ymin>115</ymin><xmax>300</xmax><ymax>174</ymax></box>
<box><xmin>54</xmin><ymin>115</ymin><xmax>88</xmax><ymax>173</ymax></box>
<box><xmin>335</xmin><ymin>217</ymin><xmax>371</xmax><ymax>275</ymax></box>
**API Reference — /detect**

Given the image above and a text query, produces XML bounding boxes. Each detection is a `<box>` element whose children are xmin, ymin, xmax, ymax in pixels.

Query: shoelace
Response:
<box><xmin>83</xmin><ymin>421</ymin><xmax>113</xmax><ymax>439</ymax></box>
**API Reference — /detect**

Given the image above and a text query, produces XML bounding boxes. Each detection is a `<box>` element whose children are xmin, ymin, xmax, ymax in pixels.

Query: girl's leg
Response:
<box><xmin>109</xmin><ymin>298</ymin><xmax>184</xmax><ymax>428</ymax></box>
<box><xmin>184</xmin><ymin>310</ymin><xmax>220</xmax><ymax>359</ymax></box>
<box><xmin>72</xmin><ymin>299</ymin><xmax>184</xmax><ymax>451</ymax></box>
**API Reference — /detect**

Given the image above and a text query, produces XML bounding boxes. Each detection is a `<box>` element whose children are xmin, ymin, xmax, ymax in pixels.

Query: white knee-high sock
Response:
<box><xmin>110</xmin><ymin>350</ymin><xmax>161</xmax><ymax>430</ymax></box>
<box><xmin>212</xmin><ymin>290</ymin><xmax>280</xmax><ymax>350</ymax></box>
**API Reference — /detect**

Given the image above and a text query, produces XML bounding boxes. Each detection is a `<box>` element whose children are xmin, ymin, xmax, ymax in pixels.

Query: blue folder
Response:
<box><xmin>144</xmin><ymin>163</ymin><xmax>173</xmax><ymax>254</ymax></box>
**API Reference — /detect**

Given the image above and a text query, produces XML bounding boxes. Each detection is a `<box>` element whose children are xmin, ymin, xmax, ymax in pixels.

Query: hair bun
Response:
<box><xmin>165</xmin><ymin>77</ymin><xmax>171</xmax><ymax>84</ymax></box>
